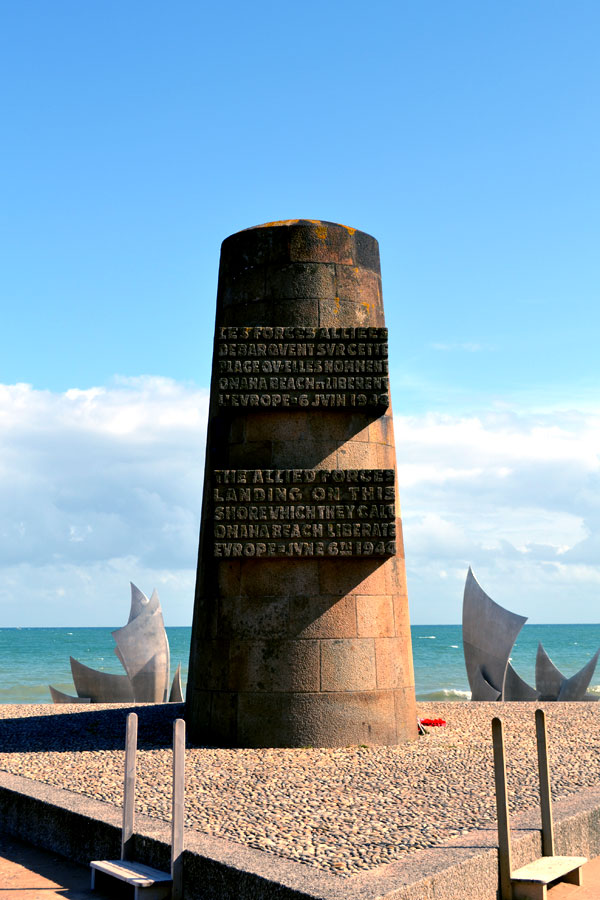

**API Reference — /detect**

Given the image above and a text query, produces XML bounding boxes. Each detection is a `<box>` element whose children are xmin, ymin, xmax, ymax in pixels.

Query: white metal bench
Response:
<box><xmin>492</xmin><ymin>710</ymin><xmax>586</xmax><ymax>900</ymax></box>
<box><xmin>91</xmin><ymin>712</ymin><xmax>185</xmax><ymax>899</ymax></box>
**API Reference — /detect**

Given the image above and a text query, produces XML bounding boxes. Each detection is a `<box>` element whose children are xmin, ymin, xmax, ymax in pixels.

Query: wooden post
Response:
<box><xmin>171</xmin><ymin>718</ymin><xmax>185</xmax><ymax>900</ymax></box>
<box><xmin>121</xmin><ymin>712</ymin><xmax>138</xmax><ymax>861</ymax></box>
<box><xmin>535</xmin><ymin>708</ymin><xmax>555</xmax><ymax>857</ymax></box>
<box><xmin>492</xmin><ymin>717</ymin><xmax>513</xmax><ymax>900</ymax></box>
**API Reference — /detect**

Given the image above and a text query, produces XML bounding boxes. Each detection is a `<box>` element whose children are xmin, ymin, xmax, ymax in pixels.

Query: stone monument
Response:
<box><xmin>186</xmin><ymin>219</ymin><xmax>418</xmax><ymax>747</ymax></box>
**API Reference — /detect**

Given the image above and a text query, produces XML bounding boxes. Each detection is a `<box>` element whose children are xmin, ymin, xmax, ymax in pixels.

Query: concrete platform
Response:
<box><xmin>3</xmin><ymin>767</ymin><xmax>600</xmax><ymax>900</ymax></box>
<box><xmin>3</xmin><ymin>827</ymin><xmax>599</xmax><ymax>900</ymax></box>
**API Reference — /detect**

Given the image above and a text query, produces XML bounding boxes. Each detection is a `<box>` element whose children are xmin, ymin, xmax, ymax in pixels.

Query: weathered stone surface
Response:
<box><xmin>394</xmin><ymin>687</ymin><xmax>420</xmax><ymax>742</ymax></box>
<box><xmin>356</xmin><ymin>594</ymin><xmax>395</xmax><ymax>637</ymax></box>
<box><xmin>186</xmin><ymin>220</ymin><xmax>417</xmax><ymax>746</ymax></box>
<box><xmin>318</xmin><ymin>557</ymin><xmax>389</xmax><ymax>596</ymax></box>
<box><xmin>288</xmin><ymin>221</ymin><xmax>355</xmax><ymax>263</ymax></box>
<box><xmin>209</xmin><ymin>691</ymin><xmax>238</xmax><ymax>744</ymax></box>
<box><xmin>187</xmin><ymin>689</ymin><xmax>211</xmax><ymax>732</ymax></box>
<box><xmin>266</xmin><ymin>263</ymin><xmax>337</xmax><ymax>300</ymax></box>
<box><xmin>270</xmin><ymin>440</ymin><xmax>338</xmax><ymax>469</ymax></box>
<box><xmin>375</xmin><ymin>637</ymin><xmax>407</xmax><ymax>689</ymax></box>
<box><xmin>392</xmin><ymin>591</ymin><xmax>412</xmax><ymax>634</ymax></box>
<box><xmin>336</xmin><ymin>442</ymin><xmax>380</xmax><ymax>467</ymax></box>
<box><xmin>288</xmin><ymin>594</ymin><xmax>357</xmax><ymax>639</ymax></box>
<box><xmin>239</xmin><ymin>558</ymin><xmax>321</xmax><ymax>597</ymax></box>
<box><xmin>189</xmin><ymin>640</ymin><xmax>230</xmax><ymax>690</ymax></box>
<box><xmin>218</xmin><ymin>594</ymin><xmax>289</xmax><ymax>639</ymax></box>
<box><xmin>320</xmin><ymin>639</ymin><xmax>377</xmax><ymax>692</ymax></box>
<box><xmin>236</xmin><ymin>690</ymin><xmax>398</xmax><ymax>747</ymax></box>
<box><xmin>368</xmin><ymin>414</ymin><xmax>395</xmax><ymax>445</ymax></box>
<box><xmin>229</xmin><ymin>639</ymin><xmax>321</xmax><ymax>692</ymax></box>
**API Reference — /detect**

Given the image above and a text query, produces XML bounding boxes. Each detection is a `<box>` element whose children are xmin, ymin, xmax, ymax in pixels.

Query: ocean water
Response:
<box><xmin>0</xmin><ymin>627</ymin><xmax>192</xmax><ymax>705</ymax></box>
<box><xmin>413</xmin><ymin>623</ymin><xmax>600</xmax><ymax>701</ymax></box>
<box><xmin>0</xmin><ymin>624</ymin><xmax>599</xmax><ymax>704</ymax></box>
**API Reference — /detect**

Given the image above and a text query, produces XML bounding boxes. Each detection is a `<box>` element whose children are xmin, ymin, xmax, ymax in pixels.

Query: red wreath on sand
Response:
<box><xmin>419</xmin><ymin>718</ymin><xmax>447</xmax><ymax>727</ymax></box>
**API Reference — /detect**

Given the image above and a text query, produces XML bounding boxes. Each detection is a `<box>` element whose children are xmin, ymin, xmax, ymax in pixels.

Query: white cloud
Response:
<box><xmin>396</xmin><ymin>410</ymin><xmax>600</xmax><ymax>623</ymax></box>
<box><xmin>0</xmin><ymin>379</ymin><xmax>208</xmax><ymax>625</ymax></box>
<box><xmin>1</xmin><ymin>380</ymin><xmax>598</xmax><ymax>626</ymax></box>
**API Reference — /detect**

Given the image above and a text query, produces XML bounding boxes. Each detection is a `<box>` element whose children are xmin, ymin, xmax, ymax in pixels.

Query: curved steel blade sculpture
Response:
<box><xmin>536</xmin><ymin>642</ymin><xmax>600</xmax><ymax>701</ymax></box>
<box><xmin>169</xmin><ymin>663</ymin><xmax>184</xmax><ymax>702</ymax></box>
<box><xmin>535</xmin><ymin>642</ymin><xmax>566</xmax><ymax>700</ymax></box>
<box><xmin>463</xmin><ymin>568</ymin><xmax>599</xmax><ymax>701</ymax></box>
<box><xmin>69</xmin><ymin>657</ymin><xmax>135</xmax><ymax>702</ymax></box>
<box><xmin>112</xmin><ymin>589</ymin><xmax>170</xmax><ymax>703</ymax></box>
<box><xmin>49</xmin><ymin>686</ymin><xmax>90</xmax><ymax>704</ymax></box>
<box><xmin>49</xmin><ymin>583</ymin><xmax>181</xmax><ymax>704</ymax></box>
<box><xmin>463</xmin><ymin>567</ymin><xmax>529</xmax><ymax>700</ymax></box>
<box><xmin>504</xmin><ymin>663</ymin><xmax>540</xmax><ymax>701</ymax></box>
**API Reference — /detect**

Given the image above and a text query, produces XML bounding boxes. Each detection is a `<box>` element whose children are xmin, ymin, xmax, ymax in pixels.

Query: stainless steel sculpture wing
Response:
<box><xmin>535</xmin><ymin>643</ymin><xmax>566</xmax><ymax>700</ymax></box>
<box><xmin>470</xmin><ymin>665</ymin><xmax>501</xmax><ymax>701</ymax></box>
<box><xmin>169</xmin><ymin>663</ymin><xmax>184</xmax><ymax>703</ymax></box>
<box><xmin>113</xmin><ymin>592</ymin><xmax>170</xmax><ymax>703</ymax></box>
<box><xmin>463</xmin><ymin>567</ymin><xmax>528</xmax><ymax>700</ymax></box>
<box><xmin>49</xmin><ymin>583</ymin><xmax>181</xmax><ymax>704</ymax></box>
<box><xmin>536</xmin><ymin>642</ymin><xmax>600</xmax><ymax>701</ymax></box>
<box><xmin>49</xmin><ymin>686</ymin><xmax>91</xmax><ymax>704</ymax></box>
<box><xmin>463</xmin><ymin>569</ymin><xmax>599</xmax><ymax>702</ymax></box>
<box><xmin>558</xmin><ymin>649</ymin><xmax>600</xmax><ymax>700</ymax></box>
<box><xmin>503</xmin><ymin>663</ymin><xmax>539</xmax><ymax>701</ymax></box>
<box><xmin>69</xmin><ymin>657</ymin><xmax>135</xmax><ymax>703</ymax></box>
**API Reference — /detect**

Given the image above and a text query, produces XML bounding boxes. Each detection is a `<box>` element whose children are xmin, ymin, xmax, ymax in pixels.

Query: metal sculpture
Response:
<box><xmin>463</xmin><ymin>568</ymin><xmax>599</xmax><ymax>701</ymax></box>
<box><xmin>536</xmin><ymin>642</ymin><xmax>600</xmax><ymax>701</ymax></box>
<box><xmin>49</xmin><ymin>583</ymin><xmax>183</xmax><ymax>704</ymax></box>
<box><xmin>462</xmin><ymin>567</ymin><xmax>531</xmax><ymax>700</ymax></box>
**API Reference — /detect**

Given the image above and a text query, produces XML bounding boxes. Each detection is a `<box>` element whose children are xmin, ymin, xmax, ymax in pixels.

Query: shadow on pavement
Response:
<box><xmin>0</xmin><ymin>703</ymin><xmax>185</xmax><ymax>753</ymax></box>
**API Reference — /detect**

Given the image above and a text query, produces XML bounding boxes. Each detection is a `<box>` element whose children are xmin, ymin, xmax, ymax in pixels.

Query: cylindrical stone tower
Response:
<box><xmin>186</xmin><ymin>219</ymin><xmax>417</xmax><ymax>747</ymax></box>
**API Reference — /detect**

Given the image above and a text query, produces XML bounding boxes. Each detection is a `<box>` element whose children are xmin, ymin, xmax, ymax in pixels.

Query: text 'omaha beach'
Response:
<box><xmin>213</xmin><ymin>468</ymin><xmax>396</xmax><ymax>558</ymax></box>
<box><xmin>217</xmin><ymin>325</ymin><xmax>389</xmax><ymax>409</ymax></box>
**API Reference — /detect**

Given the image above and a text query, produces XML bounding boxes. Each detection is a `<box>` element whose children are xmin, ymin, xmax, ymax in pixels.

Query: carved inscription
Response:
<box><xmin>213</xmin><ymin>468</ymin><xmax>396</xmax><ymax>558</ymax></box>
<box><xmin>216</xmin><ymin>326</ymin><xmax>389</xmax><ymax>409</ymax></box>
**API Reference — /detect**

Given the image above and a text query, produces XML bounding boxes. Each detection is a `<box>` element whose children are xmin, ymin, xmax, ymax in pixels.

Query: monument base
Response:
<box><xmin>188</xmin><ymin>687</ymin><xmax>416</xmax><ymax>748</ymax></box>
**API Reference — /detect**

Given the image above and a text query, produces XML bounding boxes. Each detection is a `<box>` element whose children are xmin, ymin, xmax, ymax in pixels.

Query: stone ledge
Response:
<box><xmin>2</xmin><ymin>769</ymin><xmax>600</xmax><ymax>899</ymax></box>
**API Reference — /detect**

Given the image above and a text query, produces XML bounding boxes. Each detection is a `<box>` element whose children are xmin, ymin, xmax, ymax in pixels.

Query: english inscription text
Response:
<box><xmin>213</xmin><ymin>468</ymin><xmax>396</xmax><ymax>558</ymax></box>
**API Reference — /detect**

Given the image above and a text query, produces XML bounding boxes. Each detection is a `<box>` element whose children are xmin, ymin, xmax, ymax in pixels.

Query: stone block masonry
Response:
<box><xmin>186</xmin><ymin>219</ymin><xmax>418</xmax><ymax>747</ymax></box>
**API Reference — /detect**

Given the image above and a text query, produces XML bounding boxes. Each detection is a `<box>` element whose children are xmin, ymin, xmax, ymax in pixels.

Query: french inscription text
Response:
<box><xmin>216</xmin><ymin>326</ymin><xmax>389</xmax><ymax>409</ymax></box>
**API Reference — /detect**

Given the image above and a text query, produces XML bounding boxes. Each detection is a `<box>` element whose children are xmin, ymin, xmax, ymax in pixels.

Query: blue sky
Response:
<box><xmin>1</xmin><ymin>1</ymin><xmax>600</xmax><ymax>626</ymax></box>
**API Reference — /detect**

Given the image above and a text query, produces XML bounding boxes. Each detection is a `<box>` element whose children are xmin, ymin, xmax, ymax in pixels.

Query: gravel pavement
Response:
<box><xmin>0</xmin><ymin>701</ymin><xmax>598</xmax><ymax>877</ymax></box>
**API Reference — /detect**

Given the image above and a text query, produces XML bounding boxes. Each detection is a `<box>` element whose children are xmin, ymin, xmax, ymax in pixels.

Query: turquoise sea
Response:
<box><xmin>0</xmin><ymin>624</ymin><xmax>599</xmax><ymax>704</ymax></box>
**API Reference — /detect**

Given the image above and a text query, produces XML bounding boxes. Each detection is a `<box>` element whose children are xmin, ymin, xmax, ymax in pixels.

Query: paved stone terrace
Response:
<box><xmin>0</xmin><ymin>701</ymin><xmax>598</xmax><ymax>878</ymax></box>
